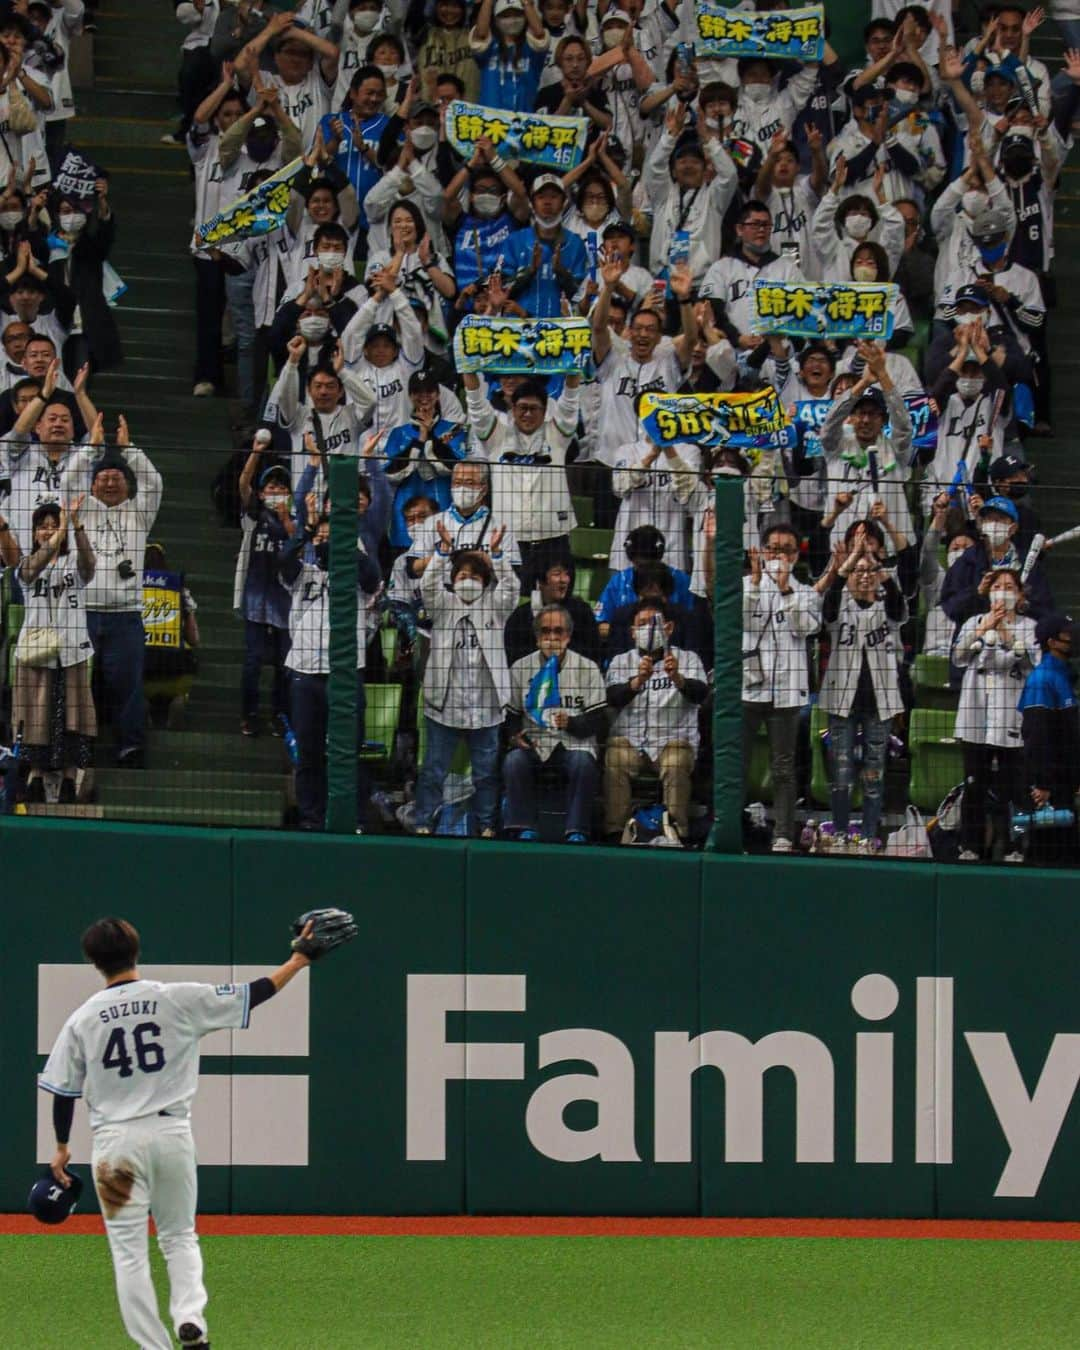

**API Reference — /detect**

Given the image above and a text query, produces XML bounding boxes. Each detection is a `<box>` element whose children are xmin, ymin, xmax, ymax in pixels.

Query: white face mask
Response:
<box><xmin>351</xmin><ymin>9</ymin><xmax>380</xmax><ymax>33</ymax></box>
<box><xmin>764</xmin><ymin>557</ymin><xmax>786</xmax><ymax>579</ymax></box>
<box><xmin>0</xmin><ymin>210</ymin><xmax>22</xmax><ymax>231</ymax></box>
<box><xmin>264</xmin><ymin>492</ymin><xmax>289</xmax><ymax>509</ymax></box>
<box><xmin>602</xmin><ymin>25</ymin><xmax>628</xmax><ymax>48</ymax></box>
<box><xmin>742</xmin><ymin>82</ymin><xmax>771</xmax><ymax>103</ymax></box>
<box><xmin>454</xmin><ymin>576</ymin><xmax>484</xmax><ymax>603</ymax></box>
<box><xmin>947</xmin><ymin>549</ymin><xmax>966</xmax><ymax>569</ymax></box>
<box><xmin>375</xmin><ymin>63</ymin><xmax>399</xmax><ymax>82</ymax></box>
<box><xmin>956</xmin><ymin>377</ymin><xmax>984</xmax><ymax>401</ymax></box>
<box><xmin>1008</xmin><ymin>123</ymin><xmax>1035</xmax><ymax>140</ymax></box>
<box><xmin>497</xmin><ymin>14</ymin><xmax>526</xmax><ymax>36</ymax></box>
<box><xmin>59</xmin><ymin>212</ymin><xmax>85</xmax><ymax>234</ymax></box>
<box><xmin>892</xmin><ymin>87</ymin><xmax>919</xmax><ymax>106</ymax></box>
<box><xmin>472</xmin><ymin>193</ymin><xmax>502</xmax><ymax>218</ymax></box>
<box><xmin>534</xmin><ymin>208</ymin><xmax>563</xmax><ymax>230</ymax></box>
<box><xmin>410</xmin><ymin>125</ymin><xmax>437</xmax><ymax>152</ymax></box>
<box><xmin>844</xmin><ymin>213</ymin><xmax>872</xmax><ymax>240</ymax></box>
<box><xmin>317</xmin><ymin>250</ymin><xmax>346</xmax><ymax>272</ymax></box>
<box><xmin>954</xmin><ymin>311</ymin><xmax>981</xmax><ymax>327</ymax></box>
<box><xmin>852</xmin><ymin>263</ymin><xmax>877</xmax><ymax>282</ymax></box>
<box><xmin>634</xmin><ymin>625</ymin><xmax>659</xmax><ymax>652</ymax></box>
<box><xmin>452</xmin><ymin>484</ymin><xmax>483</xmax><ymax>513</ymax></box>
<box><xmin>299</xmin><ymin>315</ymin><xmax>330</xmax><ymax>341</ymax></box>
<box><xmin>982</xmin><ymin>521</ymin><xmax>1012</xmax><ymax>548</ymax></box>
<box><xmin>990</xmin><ymin>587</ymin><xmax>1018</xmax><ymax>611</ymax></box>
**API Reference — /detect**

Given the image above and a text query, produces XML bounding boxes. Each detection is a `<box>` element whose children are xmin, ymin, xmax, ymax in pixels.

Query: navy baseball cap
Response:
<box><xmin>852</xmin><ymin>387</ymin><xmax>888</xmax><ymax>415</ymax></box>
<box><xmin>364</xmin><ymin>323</ymin><xmax>399</xmax><ymax>347</ymax></box>
<box><xmin>1035</xmin><ymin>612</ymin><xmax>1073</xmax><ymax>648</ymax></box>
<box><xmin>28</xmin><ymin>1168</ymin><xmax>83</xmax><ymax>1225</ymax></box>
<box><xmin>258</xmin><ymin>464</ymin><xmax>290</xmax><ymax>488</ymax></box>
<box><xmin>979</xmin><ymin>495</ymin><xmax>1019</xmax><ymax>522</ymax></box>
<box><xmin>954</xmin><ymin>284</ymin><xmax>991</xmax><ymax>309</ymax></box>
<box><xmin>988</xmin><ymin>453</ymin><xmax>1028</xmax><ymax>482</ymax></box>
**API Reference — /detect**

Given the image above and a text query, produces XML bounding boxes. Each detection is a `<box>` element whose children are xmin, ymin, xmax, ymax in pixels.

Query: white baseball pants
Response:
<box><xmin>91</xmin><ymin>1115</ymin><xmax>208</xmax><ymax>1350</ymax></box>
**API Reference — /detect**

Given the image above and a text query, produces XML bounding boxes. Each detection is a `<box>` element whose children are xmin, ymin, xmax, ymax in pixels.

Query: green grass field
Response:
<box><xmin>2</xmin><ymin>1234</ymin><xmax>1077</xmax><ymax>1348</ymax></box>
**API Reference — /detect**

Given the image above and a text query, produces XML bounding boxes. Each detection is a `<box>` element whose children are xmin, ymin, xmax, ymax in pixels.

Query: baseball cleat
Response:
<box><xmin>178</xmin><ymin>1323</ymin><xmax>209</xmax><ymax>1347</ymax></box>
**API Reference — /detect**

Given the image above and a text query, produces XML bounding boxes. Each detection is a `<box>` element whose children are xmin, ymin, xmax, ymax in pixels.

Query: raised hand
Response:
<box><xmin>287</xmin><ymin>334</ymin><xmax>307</xmax><ymax>364</ymax></box>
<box><xmin>73</xmin><ymin>362</ymin><xmax>90</xmax><ymax>395</ymax></box>
<box><xmin>489</xmin><ymin>524</ymin><xmax>505</xmax><ymax>554</ymax></box>
<box><xmin>42</xmin><ymin>356</ymin><xmax>59</xmax><ymax>400</ymax></box>
<box><xmin>831</xmin><ymin>154</ymin><xmax>847</xmax><ymax>192</ymax></box>
<box><xmin>66</xmin><ymin>493</ymin><xmax>85</xmax><ymax>529</ymax></box>
<box><xmin>116</xmin><ymin>414</ymin><xmax>130</xmax><ymax>448</ymax></box>
<box><xmin>436</xmin><ymin>518</ymin><xmax>454</xmax><ymax>551</ymax></box>
<box><xmin>599</xmin><ymin>247</ymin><xmax>628</xmax><ymax>289</ymax></box>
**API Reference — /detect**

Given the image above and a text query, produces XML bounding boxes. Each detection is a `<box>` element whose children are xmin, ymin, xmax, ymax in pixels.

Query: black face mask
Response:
<box><xmin>1006</xmin><ymin>483</ymin><xmax>1028</xmax><ymax>500</ymax></box>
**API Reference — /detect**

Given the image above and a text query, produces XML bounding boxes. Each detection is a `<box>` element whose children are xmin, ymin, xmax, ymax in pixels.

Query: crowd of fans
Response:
<box><xmin>2</xmin><ymin>1</ymin><xmax>1080</xmax><ymax>860</ymax></box>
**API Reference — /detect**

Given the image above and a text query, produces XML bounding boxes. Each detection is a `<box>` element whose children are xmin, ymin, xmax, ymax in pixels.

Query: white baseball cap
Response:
<box><xmin>530</xmin><ymin>173</ymin><xmax>567</xmax><ymax>197</ymax></box>
<box><xmin>494</xmin><ymin>0</ymin><xmax>525</xmax><ymax>13</ymax></box>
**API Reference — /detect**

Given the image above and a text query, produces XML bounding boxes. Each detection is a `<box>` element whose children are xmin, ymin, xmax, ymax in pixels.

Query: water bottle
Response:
<box><xmin>280</xmin><ymin>715</ymin><xmax>299</xmax><ymax>765</ymax></box>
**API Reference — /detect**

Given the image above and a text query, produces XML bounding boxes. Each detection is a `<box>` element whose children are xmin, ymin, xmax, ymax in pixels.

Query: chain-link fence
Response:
<box><xmin>3</xmin><ymin>443</ymin><xmax>1079</xmax><ymax>863</ymax></box>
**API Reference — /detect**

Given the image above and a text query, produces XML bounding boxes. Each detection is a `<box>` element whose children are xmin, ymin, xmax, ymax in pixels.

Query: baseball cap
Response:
<box><xmin>410</xmin><ymin>99</ymin><xmax>438</xmax><ymax>118</ymax></box>
<box><xmin>494</xmin><ymin>0</ymin><xmax>524</xmax><ymax>12</ymax></box>
<box><xmin>954</xmin><ymin>283</ymin><xmax>991</xmax><ymax>309</ymax></box>
<box><xmin>969</xmin><ymin>207</ymin><xmax>1011</xmax><ymax>242</ymax></box>
<box><xmin>1036</xmin><ymin>612</ymin><xmax>1073</xmax><ymax>648</ymax></box>
<box><xmin>984</xmin><ymin>64</ymin><xmax>1017</xmax><ymax>84</ymax></box>
<box><xmin>259</xmin><ymin>464</ymin><xmax>291</xmax><ymax>488</ymax></box>
<box><xmin>851</xmin><ymin>81</ymin><xmax>886</xmax><ymax>107</ymax></box>
<box><xmin>988</xmin><ymin>453</ymin><xmax>1028</xmax><ymax>482</ymax></box>
<box><xmin>364</xmin><ymin>322</ymin><xmax>399</xmax><ymax>346</ymax></box>
<box><xmin>530</xmin><ymin>173</ymin><xmax>567</xmax><ymax>197</ymax></box>
<box><xmin>600</xmin><ymin>8</ymin><xmax>632</xmax><ymax>25</ymax></box>
<box><xmin>408</xmin><ymin>369</ymin><xmax>439</xmax><ymax>394</ymax></box>
<box><xmin>979</xmin><ymin>494</ymin><xmax>1019</xmax><ymax>523</ymax></box>
<box><xmin>852</xmin><ymin>387</ymin><xmax>887</xmax><ymax>415</ymax></box>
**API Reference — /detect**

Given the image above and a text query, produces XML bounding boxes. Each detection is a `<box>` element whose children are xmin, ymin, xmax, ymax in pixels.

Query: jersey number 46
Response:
<box><xmin>102</xmin><ymin>1022</ymin><xmax>166</xmax><ymax>1078</ymax></box>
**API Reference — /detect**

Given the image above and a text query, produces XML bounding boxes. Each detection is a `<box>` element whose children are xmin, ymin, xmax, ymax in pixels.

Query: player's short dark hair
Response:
<box><xmin>864</xmin><ymin>18</ymin><xmax>895</xmax><ymax>41</ymax></box>
<box><xmin>632</xmin><ymin>559</ymin><xmax>675</xmax><ymax>597</ymax></box>
<box><xmin>738</xmin><ymin>199</ymin><xmax>772</xmax><ymax>224</ymax></box>
<box><xmin>82</xmin><ymin>918</ymin><xmax>140</xmax><ymax>977</ymax></box>
<box><xmin>312</xmin><ymin>222</ymin><xmax>348</xmax><ymax>248</ymax></box>
<box><xmin>762</xmin><ymin>522</ymin><xmax>800</xmax><ymax>550</ymax></box>
<box><xmin>434</xmin><ymin>71</ymin><xmax>465</xmax><ymax>95</ymax></box>
<box><xmin>511</xmin><ymin>378</ymin><xmax>548</xmax><ymax>407</ymax></box>
<box><xmin>631</xmin><ymin>596</ymin><xmax>671</xmax><ymax>624</ymax></box>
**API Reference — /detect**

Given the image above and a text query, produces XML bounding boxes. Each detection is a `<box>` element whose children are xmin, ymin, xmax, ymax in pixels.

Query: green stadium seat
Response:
<box><xmin>571</xmin><ymin>526</ymin><xmax>614</xmax><ymax>562</ymax></box>
<box><xmin>6</xmin><ymin>601</ymin><xmax>24</xmax><ymax>688</ymax></box>
<box><xmin>573</xmin><ymin>566</ymin><xmax>594</xmax><ymax>603</ymax></box>
<box><xmin>913</xmin><ymin>653</ymin><xmax>957</xmax><ymax>711</ymax></box>
<box><xmin>908</xmin><ymin>707</ymin><xmax>964</xmax><ymax>812</ymax></box>
<box><xmin>745</xmin><ymin>717</ymin><xmax>772</xmax><ymax>804</ymax></box>
<box><xmin>379</xmin><ymin>623</ymin><xmax>397</xmax><ymax>670</ymax></box>
<box><xmin>360</xmin><ymin>682</ymin><xmax>403</xmax><ymax>761</ymax></box>
<box><xmin>572</xmin><ymin>494</ymin><xmax>594</xmax><ymax>528</ymax></box>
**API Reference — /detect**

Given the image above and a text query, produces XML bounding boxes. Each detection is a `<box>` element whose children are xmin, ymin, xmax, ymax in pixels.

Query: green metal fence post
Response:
<box><xmin>325</xmin><ymin>454</ymin><xmax>359</xmax><ymax>834</ymax></box>
<box><xmin>706</xmin><ymin>477</ymin><xmax>745</xmax><ymax>853</ymax></box>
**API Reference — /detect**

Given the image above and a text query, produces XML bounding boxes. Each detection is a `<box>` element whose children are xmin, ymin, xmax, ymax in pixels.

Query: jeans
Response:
<box><xmin>87</xmin><ymin>610</ymin><xmax>146</xmax><ymax>758</ymax></box>
<box><xmin>242</xmin><ymin>621</ymin><xmax>290</xmax><ymax>722</ymax></box>
<box><xmin>289</xmin><ymin>670</ymin><xmax>368</xmax><ymax>830</ymax></box>
<box><xmin>743</xmin><ymin>702</ymin><xmax>801</xmax><ymax>842</ymax></box>
<box><xmin>416</xmin><ymin>718</ymin><xmax>501</xmax><ymax>832</ymax></box>
<box><xmin>827</xmin><ymin>712</ymin><xmax>890</xmax><ymax>840</ymax></box>
<box><xmin>503</xmin><ymin>743</ymin><xmax>598</xmax><ymax>837</ymax></box>
<box><xmin>225</xmin><ymin>268</ymin><xmax>257</xmax><ymax>412</ymax></box>
<box><xmin>192</xmin><ymin>256</ymin><xmax>225</xmax><ymax>387</ymax></box>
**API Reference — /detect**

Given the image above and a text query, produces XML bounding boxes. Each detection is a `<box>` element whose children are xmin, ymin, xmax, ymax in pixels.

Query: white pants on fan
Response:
<box><xmin>91</xmin><ymin>1114</ymin><xmax>208</xmax><ymax>1350</ymax></box>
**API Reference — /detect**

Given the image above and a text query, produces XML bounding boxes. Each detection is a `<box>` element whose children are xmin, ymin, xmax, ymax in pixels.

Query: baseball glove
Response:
<box><xmin>290</xmin><ymin>908</ymin><xmax>358</xmax><ymax>960</ymax></box>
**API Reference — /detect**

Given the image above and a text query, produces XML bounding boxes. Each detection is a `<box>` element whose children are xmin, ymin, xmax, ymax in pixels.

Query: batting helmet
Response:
<box><xmin>27</xmin><ymin>1168</ymin><xmax>83</xmax><ymax>1225</ymax></box>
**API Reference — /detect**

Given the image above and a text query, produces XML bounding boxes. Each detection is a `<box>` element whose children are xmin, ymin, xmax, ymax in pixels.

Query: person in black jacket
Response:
<box><xmin>1018</xmin><ymin>613</ymin><xmax>1080</xmax><ymax>864</ymax></box>
<box><xmin>504</xmin><ymin>548</ymin><xmax>600</xmax><ymax>667</ymax></box>
<box><xmin>47</xmin><ymin>178</ymin><xmax>122</xmax><ymax>373</ymax></box>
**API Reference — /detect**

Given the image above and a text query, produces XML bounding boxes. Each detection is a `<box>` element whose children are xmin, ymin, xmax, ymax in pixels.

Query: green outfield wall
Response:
<box><xmin>3</xmin><ymin>820</ymin><xmax>1078</xmax><ymax>1219</ymax></box>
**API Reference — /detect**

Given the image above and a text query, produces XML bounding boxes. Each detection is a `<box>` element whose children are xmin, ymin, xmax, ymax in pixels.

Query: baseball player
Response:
<box><xmin>38</xmin><ymin>909</ymin><xmax>357</xmax><ymax>1350</ymax></box>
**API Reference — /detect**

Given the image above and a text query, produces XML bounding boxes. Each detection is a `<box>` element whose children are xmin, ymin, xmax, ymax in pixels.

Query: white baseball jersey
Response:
<box><xmin>39</xmin><ymin>978</ymin><xmax>252</xmax><ymax>1130</ymax></box>
<box><xmin>606</xmin><ymin>645</ymin><xmax>708</xmax><ymax>760</ymax></box>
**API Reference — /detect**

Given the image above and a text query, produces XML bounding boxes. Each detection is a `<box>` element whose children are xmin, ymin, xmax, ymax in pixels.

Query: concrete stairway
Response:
<box><xmin>69</xmin><ymin>7</ymin><xmax>289</xmax><ymax>826</ymax></box>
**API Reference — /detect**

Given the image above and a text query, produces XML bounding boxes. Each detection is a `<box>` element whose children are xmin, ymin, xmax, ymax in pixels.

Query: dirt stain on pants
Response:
<box><xmin>95</xmin><ymin>1161</ymin><xmax>136</xmax><ymax>1218</ymax></box>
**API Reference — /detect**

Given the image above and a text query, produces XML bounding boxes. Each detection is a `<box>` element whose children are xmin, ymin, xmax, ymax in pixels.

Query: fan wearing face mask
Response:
<box><xmin>502</xmin><ymin>174</ymin><xmax>588</xmax><ymax>319</ymax></box>
<box><xmin>445</xmin><ymin>140</ymin><xmax>531</xmax><ymax>293</ymax></box>
<box><xmin>278</xmin><ymin>497</ymin><xmax>382</xmax><ymax>833</ymax></box>
<box><xmin>280</xmin><ymin>163</ymin><xmax>360</xmax><ymax>293</ymax></box>
<box><xmin>920</xmin><ymin>494</ymin><xmax>978</xmax><ymax>658</ymax></box>
<box><xmin>416</xmin><ymin>532</ymin><xmax>520</xmax><ymax>837</ymax></box>
<box><xmin>235</xmin><ymin>13</ymin><xmax>339</xmax><ymax>149</ymax></box>
<box><xmin>811</xmin><ymin>153</ymin><xmax>907</xmax><ymax>279</ymax></box>
<box><xmin>47</xmin><ymin>181</ymin><xmax>123</xmax><ymax>376</ymax></box>
<box><xmin>470</xmin><ymin>0</ymin><xmax>550</xmax><ymax>115</ymax></box>
<box><xmin>383</xmin><ymin>369</ymin><xmax>468</xmax><ymax>550</ymax></box>
<box><xmin>858</xmin><ymin>63</ymin><xmax>944</xmax><ymax>206</ymax></box>
<box><xmin>700</xmin><ymin>200</ymin><xmax>806</xmax><ymax>355</ymax></box>
<box><xmin>406</xmin><ymin>458</ymin><xmax>523</xmax><ymax>578</ymax></box>
<box><xmin>940</xmin><ymin>498</ymin><xmax>1054</xmax><ymax>669</ymax></box>
<box><xmin>235</xmin><ymin>448</ymin><xmax>295</xmax><ymax>739</ymax></box>
<box><xmin>928</xmin><ymin>129</ymin><xmax>1016</xmax><ymax>303</ymax></box>
<box><xmin>953</xmin><ymin>566</ymin><xmax>1039</xmax><ymax>862</ymax></box>
<box><xmin>742</xmin><ymin>524</ymin><xmax>823</xmax><ymax>853</ymax></box>
<box><xmin>729</xmin><ymin>55</ymin><xmax>820</xmax><ymax>156</ymax></box>
<box><xmin>921</xmin><ymin>318</ymin><xmax>1010</xmax><ymax>514</ymax></box>
<box><xmin>415</xmin><ymin>0</ymin><xmax>480</xmax><ymax>102</ymax></box>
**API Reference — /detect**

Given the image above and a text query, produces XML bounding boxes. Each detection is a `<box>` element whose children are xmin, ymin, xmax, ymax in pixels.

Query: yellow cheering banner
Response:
<box><xmin>196</xmin><ymin>157</ymin><xmax>305</xmax><ymax>247</ymax></box>
<box><xmin>638</xmin><ymin>389</ymin><xmax>797</xmax><ymax>452</ymax></box>
<box><xmin>445</xmin><ymin>100</ymin><xmax>588</xmax><ymax>170</ymax></box>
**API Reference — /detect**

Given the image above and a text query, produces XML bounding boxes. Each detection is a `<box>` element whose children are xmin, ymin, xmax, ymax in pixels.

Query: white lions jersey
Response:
<box><xmin>39</xmin><ymin>978</ymin><xmax>252</xmax><ymax>1130</ymax></box>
